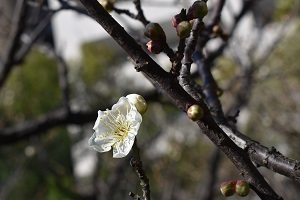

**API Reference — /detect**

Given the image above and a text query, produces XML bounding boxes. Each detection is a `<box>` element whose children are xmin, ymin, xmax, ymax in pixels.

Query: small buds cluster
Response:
<box><xmin>220</xmin><ymin>180</ymin><xmax>250</xmax><ymax>197</ymax></box>
<box><xmin>172</xmin><ymin>1</ymin><xmax>207</xmax><ymax>39</ymax></box>
<box><xmin>144</xmin><ymin>23</ymin><xmax>166</xmax><ymax>54</ymax></box>
<box><xmin>187</xmin><ymin>1</ymin><xmax>208</xmax><ymax>20</ymax></box>
<box><xmin>98</xmin><ymin>0</ymin><xmax>115</xmax><ymax>13</ymax></box>
<box><xmin>172</xmin><ymin>10</ymin><xmax>192</xmax><ymax>39</ymax></box>
<box><xmin>187</xmin><ymin>104</ymin><xmax>204</xmax><ymax>121</ymax></box>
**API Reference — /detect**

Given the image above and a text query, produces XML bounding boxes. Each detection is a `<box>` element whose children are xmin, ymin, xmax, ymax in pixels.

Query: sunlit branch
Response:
<box><xmin>129</xmin><ymin>139</ymin><xmax>151</xmax><ymax>200</ymax></box>
<box><xmin>78</xmin><ymin>0</ymin><xmax>283</xmax><ymax>199</ymax></box>
<box><xmin>179</xmin><ymin>19</ymin><xmax>204</xmax><ymax>102</ymax></box>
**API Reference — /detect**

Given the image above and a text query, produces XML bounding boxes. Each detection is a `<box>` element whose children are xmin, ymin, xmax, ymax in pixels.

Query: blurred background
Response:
<box><xmin>0</xmin><ymin>0</ymin><xmax>300</xmax><ymax>199</ymax></box>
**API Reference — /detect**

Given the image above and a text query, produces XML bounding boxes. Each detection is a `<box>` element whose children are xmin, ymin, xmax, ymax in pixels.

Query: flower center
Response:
<box><xmin>100</xmin><ymin>108</ymin><xmax>131</xmax><ymax>140</ymax></box>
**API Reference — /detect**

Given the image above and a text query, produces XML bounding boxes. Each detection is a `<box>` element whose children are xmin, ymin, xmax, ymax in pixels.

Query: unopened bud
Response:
<box><xmin>187</xmin><ymin>1</ymin><xmax>208</xmax><ymax>20</ymax></box>
<box><xmin>146</xmin><ymin>40</ymin><xmax>164</xmax><ymax>54</ymax></box>
<box><xmin>216</xmin><ymin>88</ymin><xmax>223</xmax><ymax>97</ymax></box>
<box><xmin>212</xmin><ymin>25</ymin><xmax>222</xmax><ymax>36</ymax></box>
<box><xmin>126</xmin><ymin>94</ymin><xmax>148</xmax><ymax>114</ymax></box>
<box><xmin>235</xmin><ymin>180</ymin><xmax>250</xmax><ymax>197</ymax></box>
<box><xmin>99</xmin><ymin>0</ymin><xmax>114</xmax><ymax>13</ymax></box>
<box><xmin>144</xmin><ymin>23</ymin><xmax>166</xmax><ymax>42</ymax></box>
<box><xmin>172</xmin><ymin>9</ymin><xmax>187</xmax><ymax>28</ymax></box>
<box><xmin>187</xmin><ymin>105</ymin><xmax>204</xmax><ymax>121</ymax></box>
<box><xmin>172</xmin><ymin>13</ymin><xmax>183</xmax><ymax>28</ymax></box>
<box><xmin>220</xmin><ymin>181</ymin><xmax>236</xmax><ymax>197</ymax></box>
<box><xmin>176</xmin><ymin>21</ymin><xmax>192</xmax><ymax>39</ymax></box>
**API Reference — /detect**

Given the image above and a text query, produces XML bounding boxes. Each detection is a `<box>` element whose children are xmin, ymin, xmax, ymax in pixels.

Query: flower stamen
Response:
<box><xmin>89</xmin><ymin>96</ymin><xmax>143</xmax><ymax>158</ymax></box>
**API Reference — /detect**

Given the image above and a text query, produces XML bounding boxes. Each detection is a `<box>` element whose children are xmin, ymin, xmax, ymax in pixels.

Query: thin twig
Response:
<box><xmin>130</xmin><ymin>139</ymin><xmax>151</xmax><ymax>200</ymax></box>
<box><xmin>179</xmin><ymin>19</ymin><xmax>204</xmax><ymax>102</ymax></box>
<box><xmin>133</xmin><ymin>0</ymin><xmax>150</xmax><ymax>26</ymax></box>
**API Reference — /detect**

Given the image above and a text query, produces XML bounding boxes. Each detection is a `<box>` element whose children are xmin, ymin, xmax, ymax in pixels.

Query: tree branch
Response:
<box><xmin>78</xmin><ymin>0</ymin><xmax>283</xmax><ymax>199</ymax></box>
<box><xmin>130</xmin><ymin>139</ymin><xmax>151</xmax><ymax>200</ymax></box>
<box><xmin>0</xmin><ymin>0</ymin><xmax>28</xmax><ymax>89</ymax></box>
<box><xmin>0</xmin><ymin>108</ymin><xmax>97</xmax><ymax>145</ymax></box>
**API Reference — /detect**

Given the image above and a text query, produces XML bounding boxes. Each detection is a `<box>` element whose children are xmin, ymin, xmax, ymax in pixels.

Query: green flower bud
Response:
<box><xmin>220</xmin><ymin>181</ymin><xmax>236</xmax><ymax>197</ymax></box>
<box><xmin>235</xmin><ymin>180</ymin><xmax>250</xmax><ymax>197</ymax></box>
<box><xmin>176</xmin><ymin>21</ymin><xmax>192</xmax><ymax>39</ymax></box>
<box><xmin>144</xmin><ymin>23</ymin><xmax>166</xmax><ymax>42</ymax></box>
<box><xmin>216</xmin><ymin>87</ymin><xmax>223</xmax><ymax>97</ymax></box>
<box><xmin>146</xmin><ymin>40</ymin><xmax>164</xmax><ymax>54</ymax></box>
<box><xmin>187</xmin><ymin>104</ymin><xmax>204</xmax><ymax>121</ymax></box>
<box><xmin>99</xmin><ymin>0</ymin><xmax>114</xmax><ymax>13</ymax></box>
<box><xmin>187</xmin><ymin>1</ymin><xmax>208</xmax><ymax>20</ymax></box>
<box><xmin>126</xmin><ymin>94</ymin><xmax>148</xmax><ymax>114</ymax></box>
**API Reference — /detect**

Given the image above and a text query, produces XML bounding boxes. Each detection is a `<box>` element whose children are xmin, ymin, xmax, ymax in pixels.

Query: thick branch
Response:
<box><xmin>78</xmin><ymin>1</ymin><xmax>282</xmax><ymax>199</ymax></box>
<box><xmin>0</xmin><ymin>108</ymin><xmax>97</xmax><ymax>145</ymax></box>
<box><xmin>195</xmin><ymin>47</ymin><xmax>300</xmax><ymax>184</ymax></box>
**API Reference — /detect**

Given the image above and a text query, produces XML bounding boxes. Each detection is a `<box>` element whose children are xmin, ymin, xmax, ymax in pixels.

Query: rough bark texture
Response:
<box><xmin>78</xmin><ymin>0</ymin><xmax>284</xmax><ymax>199</ymax></box>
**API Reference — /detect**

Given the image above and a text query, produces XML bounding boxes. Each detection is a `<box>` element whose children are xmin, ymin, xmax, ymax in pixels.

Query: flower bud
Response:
<box><xmin>126</xmin><ymin>94</ymin><xmax>148</xmax><ymax>114</ymax></box>
<box><xmin>172</xmin><ymin>13</ymin><xmax>183</xmax><ymax>28</ymax></box>
<box><xmin>99</xmin><ymin>0</ymin><xmax>114</xmax><ymax>13</ymax></box>
<box><xmin>212</xmin><ymin>25</ymin><xmax>222</xmax><ymax>36</ymax></box>
<box><xmin>146</xmin><ymin>40</ymin><xmax>164</xmax><ymax>54</ymax></box>
<box><xmin>172</xmin><ymin>9</ymin><xmax>187</xmax><ymax>28</ymax></box>
<box><xmin>144</xmin><ymin>23</ymin><xmax>166</xmax><ymax>42</ymax></box>
<box><xmin>216</xmin><ymin>87</ymin><xmax>223</xmax><ymax>97</ymax></box>
<box><xmin>235</xmin><ymin>180</ymin><xmax>250</xmax><ymax>197</ymax></box>
<box><xmin>187</xmin><ymin>105</ymin><xmax>204</xmax><ymax>121</ymax></box>
<box><xmin>187</xmin><ymin>1</ymin><xmax>208</xmax><ymax>20</ymax></box>
<box><xmin>220</xmin><ymin>181</ymin><xmax>236</xmax><ymax>197</ymax></box>
<box><xmin>176</xmin><ymin>21</ymin><xmax>192</xmax><ymax>39</ymax></box>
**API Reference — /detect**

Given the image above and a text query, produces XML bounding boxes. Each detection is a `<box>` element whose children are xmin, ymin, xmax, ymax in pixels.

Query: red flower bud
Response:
<box><xmin>172</xmin><ymin>13</ymin><xmax>183</xmax><ymax>28</ymax></box>
<box><xmin>212</xmin><ymin>25</ymin><xmax>222</xmax><ymax>36</ymax></box>
<box><xmin>235</xmin><ymin>180</ymin><xmax>250</xmax><ymax>197</ymax></box>
<box><xmin>220</xmin><ymin>181</ymin><xmax>236</xmax><ymax>197</ymax></box>
<box><xmin>187</xmin><ymin>105</ymin><xmax>204</xmax><ymax>121</ymax></box>
<box><xmin>144</xmin><ymin>23</ymin><xmax>166</xmax><ymax>43</ymax></box>
<box><xmin>187</xmin><ymin>1</ymin><xmax>208</xmax><ymax>20</ymax></box>
<box><xmin>146</xmin><ymin>40</ymin><xmax>163</xmax><ymax>54</ymax></box>
<box><xmin>176</xmin><ymin>21</ymin><xmax>192</xmax><ymax>39</ymax></box>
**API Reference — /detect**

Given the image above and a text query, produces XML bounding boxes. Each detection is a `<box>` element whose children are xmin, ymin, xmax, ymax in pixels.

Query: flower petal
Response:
<box><xmin>88</xmin><ymin>133</ymin><xmax>118</xmax><ymax>153</ymax></box>
<box><xmin>93</xmin><ymin>110</ymin><xmax>105</xmax><ymax>130</ymax></box>
<box><xmin>112</xmin><ymin>133</ymin><xmax>136</xmax><ymax>158</ymax></box>
<box><xmin>112</xmin><ymin>97</ymin><xmax>134</xmax><ymax>115</ymax></box>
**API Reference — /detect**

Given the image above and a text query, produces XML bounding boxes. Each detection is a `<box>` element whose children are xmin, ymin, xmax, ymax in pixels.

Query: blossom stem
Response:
<box><xmin>129</xmin><ymin>139</ymin><xmax>151</xmax><ymax>200</ymax></box>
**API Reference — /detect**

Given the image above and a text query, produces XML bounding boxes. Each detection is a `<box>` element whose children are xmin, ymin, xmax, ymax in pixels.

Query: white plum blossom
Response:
<box><xmin>89</xmin><ymin>96</ymin><xmax>142</xmax><ymax>158</ymax></box>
